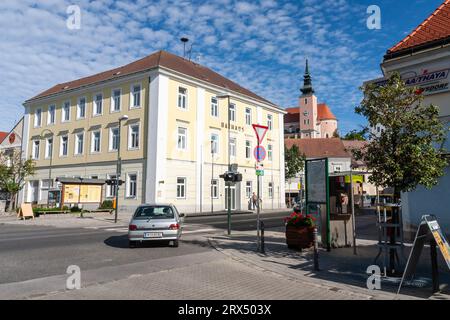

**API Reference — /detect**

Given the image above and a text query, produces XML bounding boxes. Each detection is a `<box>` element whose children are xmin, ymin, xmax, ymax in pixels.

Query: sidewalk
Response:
<box><xmin>208</xmin><ymin>227</ymin><xmax>450</xmax><ymax>300</ymax></box>
<box><xmin>0</xmin><ymin>211</ymin><xmax>133</xmax><ymax>228</ymax></box>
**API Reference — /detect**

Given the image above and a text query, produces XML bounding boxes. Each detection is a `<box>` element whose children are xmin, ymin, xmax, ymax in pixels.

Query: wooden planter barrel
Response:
<box><xmin>286</xmin><ymin>225</ymin><xmax>314</xmax><ymax>249</ymax></box>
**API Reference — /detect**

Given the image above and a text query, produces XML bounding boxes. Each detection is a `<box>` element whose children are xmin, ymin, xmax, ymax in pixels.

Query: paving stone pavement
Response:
<box><xmin>36</xmin><ymin>255</ymin><xmax>373</xmax><ymax>300</ymax></box>
<box><xmin>207</xmin><ymin>228</ymin><xmax>450</xmax><ymax>300</ymax></box>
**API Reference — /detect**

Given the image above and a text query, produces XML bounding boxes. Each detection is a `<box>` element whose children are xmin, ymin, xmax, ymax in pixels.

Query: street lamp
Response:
<box><xmin>39</xmin><ymin>128</ymin><xmax>54</xmax><ymax>207</ymax></box>
<box><xmin>114</xmin><ymin>114</ymin><xmax>129</xmax><ymax>223</ymax></box>
<box><xmin>216</xmin><ymin>93</ymin><xmax>233</xmax><ymax>235</ymax></box>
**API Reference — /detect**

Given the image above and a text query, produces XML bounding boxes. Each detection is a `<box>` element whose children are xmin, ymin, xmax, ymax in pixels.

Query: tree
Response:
<box><xmin>332</xmin><ymin>129</ymin><xmax>340</xmax><ymax>138</ymax></box>
<box><xmin>355</xmin><ymin>72</ymin><xmax>448</xmax><ymax>275</ymax></box>
<box><xmin>285</xmin><ymin>144</ymin><xmax>306</xmax><ymax>207</ymax></box>
<box><xmin>354</xmin><ymin>72</ymin><xmax>447</xmax><ymax>198</ymax></box>
<box><xmin>342</xmin><ymin>128</ymin><xmax>367</xmax><ymax>141</ymax></box>
<box><xmin>0</xmin><ymin>149</ymin><xmax>35</xmax><ymax>211</ymax></box>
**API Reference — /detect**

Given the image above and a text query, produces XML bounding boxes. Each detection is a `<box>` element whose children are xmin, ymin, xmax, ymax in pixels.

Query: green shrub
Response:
<box><xmin>70</xmin><ymin>206</ymin><xmax>81</xmax><ymax>212</ymax></box>
<box><xmin>99</xmin><ymin>200</ymin><xmax>113</xmax><ymax>209</ymax></box>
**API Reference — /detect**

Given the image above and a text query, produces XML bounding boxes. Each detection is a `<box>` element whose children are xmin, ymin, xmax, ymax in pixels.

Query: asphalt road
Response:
<box><xmin>0</xmin><ymin>210</ymin><xmax>289</xmax><ymax>285</ymax></box>
<box><xmin>185</xmin><ymin>210</ymin><xmax>289</xmax><ymax>231</ymax></box>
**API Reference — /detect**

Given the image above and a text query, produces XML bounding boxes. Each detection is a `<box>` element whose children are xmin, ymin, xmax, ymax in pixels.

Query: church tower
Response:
<box><xmin>298</xmin><ymin>59</ymin><xmax>319</xmax><ymax>138</ymax></box>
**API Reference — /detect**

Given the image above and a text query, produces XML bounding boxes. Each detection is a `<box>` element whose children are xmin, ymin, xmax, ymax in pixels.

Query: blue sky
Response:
<box><xmin>0</xmin><ymin>0</ymin><xmax>444</xmax><ymax>134</ymax></box>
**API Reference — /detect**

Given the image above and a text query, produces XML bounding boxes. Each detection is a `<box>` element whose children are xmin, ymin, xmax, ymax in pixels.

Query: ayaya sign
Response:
<box><xmin>374</xmin><ymin>68</ymin><xmax>450</xmax><ymax>95</ymax></box>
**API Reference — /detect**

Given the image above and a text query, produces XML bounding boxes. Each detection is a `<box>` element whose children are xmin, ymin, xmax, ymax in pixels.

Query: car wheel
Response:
<box><xmin>129</xmin><ymin>240</ymin><xmax>137</xmax><ymax>248</ymax></box>
<box><xmin>172</xmin><ymin>240</ymin><xmax>179</xmax><ymax>248</ymax></box>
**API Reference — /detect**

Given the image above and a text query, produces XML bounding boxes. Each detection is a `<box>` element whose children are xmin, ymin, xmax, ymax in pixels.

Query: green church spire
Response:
<box><xmin>300</xmin><ymin>59</ymin><xmax>314</xmax><ymax>95</ymax></box>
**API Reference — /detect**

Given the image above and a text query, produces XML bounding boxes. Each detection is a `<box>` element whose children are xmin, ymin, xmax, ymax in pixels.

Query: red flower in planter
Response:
<box><xmin>284</xmin><ymin>212</ymin><xmax>316</xmax><ymax>228</ymax></box>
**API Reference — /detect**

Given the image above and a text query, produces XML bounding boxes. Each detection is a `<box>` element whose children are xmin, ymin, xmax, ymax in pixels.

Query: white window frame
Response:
<box><xmin>74</xmin><ymin>132</ymin><xmax>84</xmax><ymax>155</ymax></box>
<box><xmin>93</xmin><ymin>93</ymin><xmax>103</xmax><ymax>116</ymax></box>
<box><xmin>130</xmin><ymin>83</ymin><xmax>142</xmax><ymax>109</ymax></box>
<box><xmin>268</xmin><ymin>144</ymin><xmax>273</xmax><ymax>161</ymax></box>
<box><xmin>47</xmin><ymin>105</ymin><xmax>56</xmax><ymax>125</ymax></box>
<box><xmin>211</xmin><ymin>97</ymin><xmax>218</xmax><ymax>117</ymax></box>
<box><xmin>211</xmin><ymin>179</ymin><xmax>219</xmax><ymax>199</ymax></box>
<box><xmin>62</xmin><ymin>101</ymin><xmax>71</xmax><ymax>122</ymax></box>
<box><xmin>34</xmin><ymin>108</ymin><xmax>42</xmax><ymax>128</ymax></box>
<box><xmin>32</xmin><ymin>140</ymin><xmax>40</xmax><ymax>159</ymax></box>
<box><xmin>106</xmin><ymin>174</ymin><xmax>117</xmax><ymax>198</ymax></box>
<box><xmin>91</xmin><ymin>130</ymin><xmax>101</xmax><ymax>154</ymax></box>
<box><xmin>60</xmin><ymin>135</ymin><xmax>68</xmax><ymax>157</ymax></box>
<box><xmin>211</xmin><ymin>133</ymin><xmax>219</xmax><ymax>154</ymax></box>
<box><xmin>245</xmin><ymin>107</ymin><xmax>252</xmax><ymax>125</ymax></box>
<box><xmin>177</xmin><ymin>87</ymin><xmax>187</xmax><ymax>110</ymax></box>
<box><xmin>245</xmin><ymin>140</ymin><xmax>252</xmax><ymax>159</ymax></box>
<box><xmin>128</xmin><ymin>123</ymin><xmax>140</xmax><ymax>150</ymax></box>
<box><xmin>177</xmin><ymin>127</ymin><xmax>187</xmax><ymax>150</ymax></box>
<box><xmin>111</xmin><ymin>88</ymin><xmax>122</xmax><ymax>112</ymax></box>
<box><xmin>109</xmin><ymin>127</ymin><xmax>119</xmax><ymax>152</ymax></box>
<box><xmin>229</xmin><ymin>103</ymin><xmax>236</xmax><ymax>122</ymax></box>
<box><xmin>126</xmin><ymin>172</ymin><xmax>138</xmax><ymax>199</ymax></box>
<box><xmin>229</xmin><ymin>137</ymin><xmax>236</xmax><ymax>158</ymax></box>
<box><xmin>176</xmin><ymin>177</ymin><xmax>186</xmax><ymax>199</ymax></box>
<box><xmin>45</xmin><ymin>137</ymin><xmax>53</xmax><ymax>159</ymax></box>
<box><xmin>246</xmin><ymin>181</ymin><xmax>252</xmax><ymax>199</ymax></box>
<box><xmin>267</xmin><ymin>114</ymin><xmax>273</xmax><ymax>130</ymax></box>
<box><xmin>268</xmin><ymin>182</ymin><xmax>273</xmax><ymax>199</ymax></box>
<box><xmin>77</xmin><ymin>97</ymin><xmax>86</xmax><ymax>119</ymax></box>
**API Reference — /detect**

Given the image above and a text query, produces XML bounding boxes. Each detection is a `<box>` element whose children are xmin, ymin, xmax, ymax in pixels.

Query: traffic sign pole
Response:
<box><xmin>252</xmin><ymin>124</ymin><xmax>268</xmax><ymax>253</ymax></box>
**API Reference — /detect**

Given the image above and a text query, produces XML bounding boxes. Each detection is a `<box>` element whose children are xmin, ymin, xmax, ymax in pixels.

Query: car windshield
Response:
<box><xmin>134</xmin><ymin>206</ymin><xmax>175</xmax><ymax>220</ymax></box>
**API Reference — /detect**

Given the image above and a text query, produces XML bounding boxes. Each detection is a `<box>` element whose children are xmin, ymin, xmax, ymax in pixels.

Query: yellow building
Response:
<box><xmin>20</xmin><ymin>50</ymin><xmax>286</xmax><ymax>213</ymax></box>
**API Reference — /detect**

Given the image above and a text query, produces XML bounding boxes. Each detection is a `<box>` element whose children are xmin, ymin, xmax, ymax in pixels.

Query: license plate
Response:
<box><xmin>143</xmin><ymin>232</ymin><xmax>163</xmax><ymax>238</ymax></box>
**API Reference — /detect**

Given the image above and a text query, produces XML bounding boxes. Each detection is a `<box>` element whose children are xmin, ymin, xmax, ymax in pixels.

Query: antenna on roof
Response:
<box><xmin>187</xmin><ymin>43</ymin><xmax>194</xmax><ymax>62</ymax></box>
<box><xmin>180</xmin><ymin>37</ymin><xmax>189</xmax><ymax>58</ymax></box>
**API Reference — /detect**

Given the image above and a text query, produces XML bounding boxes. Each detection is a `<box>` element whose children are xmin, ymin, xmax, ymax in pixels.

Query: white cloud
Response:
<box><xmin>0</xmin><ymin>0</ymin><xmax>384</xmax><ymax>133</ymax></box>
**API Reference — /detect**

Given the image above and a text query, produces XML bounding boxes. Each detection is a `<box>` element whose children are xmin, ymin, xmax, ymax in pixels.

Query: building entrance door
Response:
<box><xmin>28</xmin><ymin>181</ymin><xmax>39</xmax><ymax>203</ymax></box>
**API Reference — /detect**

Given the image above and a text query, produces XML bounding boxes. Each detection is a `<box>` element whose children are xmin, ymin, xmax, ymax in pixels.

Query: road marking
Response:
<box><xmin>183</xmin><ymin>228</ymin><xmax>219</xmax><ymax>234</ymax></box>
<box><xmin>104</xmin><ymin>228</ymin><xmax>128</xmax><ymax>233</ymax></box>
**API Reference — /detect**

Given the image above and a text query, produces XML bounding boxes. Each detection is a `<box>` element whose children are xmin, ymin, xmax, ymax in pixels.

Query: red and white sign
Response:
<box><xmin>252</xmin><ymin>124</ymin><xmax>268</xmax><ymax>145</ymax></box>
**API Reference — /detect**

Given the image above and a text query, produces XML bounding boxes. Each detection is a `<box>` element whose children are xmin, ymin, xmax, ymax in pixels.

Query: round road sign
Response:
<box><xmin>254</xmin><ymin>146</ymin><xmax>266</xmax><ymax>162</ymax></box>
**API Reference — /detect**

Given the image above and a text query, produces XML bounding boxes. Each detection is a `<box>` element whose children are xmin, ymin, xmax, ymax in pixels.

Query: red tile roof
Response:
<box><xmin>284</xmin><ymin>104</ymin><xmax>336</xmax><ymax>123</ymax></box>
<box><xmin>387</xmin><ymin>0</ymin><xmax>450</xmax><ymax>54</ymax></box>
<box><xmin>317</xmin><ymin>103</ymin><xmax>336</xmax><ymax>121</ymax></box>
<box><xmin>284</xmin><ymin>112</ymin><xmax>300</xmax><ymax>123</ymax></box>
<box><xmin>27</xmin><ymin>50</ymin><xmax>276</xmax><ymax>107</ymax></box>
<box><xmin>0</xmin><ymin>132</ymin><xmax>7</xmax><ymax>144</ymax></box>
<box><xmin>285</xmin><ymin>107</ymin><xmax>299</xmax><ymax>113</ymax></box>
<box><xmin>285</xmin><ymin>138</ymin><xmax>349</xmax><ymax>158</ymax></box>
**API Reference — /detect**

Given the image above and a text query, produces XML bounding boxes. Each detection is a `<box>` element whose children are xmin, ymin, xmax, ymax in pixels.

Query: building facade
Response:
<box><xmin>369</xmin><ymin>0</ymin><xmax>450</xmax><ymax>235</ymax></box>
<box><xmin>284</xmin><ymin>60</ymin><xmax>338</xmax><ymax>139</ymax></box>
<box><xmin>20</xmin><ymin>50</ymin><xmax>286</xmax><ymax>214</ymax></box>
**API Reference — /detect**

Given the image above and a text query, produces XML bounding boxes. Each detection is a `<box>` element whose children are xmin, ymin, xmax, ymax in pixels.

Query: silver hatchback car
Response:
<box><xmin>128</xmin><ymin>204</ymin><xmax>184</xmax><ymax>248</ymax></box>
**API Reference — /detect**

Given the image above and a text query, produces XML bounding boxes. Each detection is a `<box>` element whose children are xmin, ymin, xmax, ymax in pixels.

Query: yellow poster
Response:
<box><xmin>345</xmin><ymin>175</ymin><xmax>364</xmax><ymax>184</ymax></box>
<box><xmin>64</xmin><ymin>184</ymin><xmax>102</xmax><ymax>204</ymax></box>
<box><xmin>432</xmin><ymin>230</ymin><xmax>450</xmax><ymax>265</ymax></box>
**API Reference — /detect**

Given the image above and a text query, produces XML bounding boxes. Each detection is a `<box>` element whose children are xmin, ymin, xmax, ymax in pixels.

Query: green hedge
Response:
<box><xmin>99</xmin><ymin>200</ymin><xmax>113</xmax><ymax>209</ymax></box>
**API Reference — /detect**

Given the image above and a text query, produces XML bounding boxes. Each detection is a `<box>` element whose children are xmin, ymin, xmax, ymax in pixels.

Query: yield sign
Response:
<box><xmin>252</xmin><ymin>124</ymin><xmax>268</xmax><ymax>145</ymax></box>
